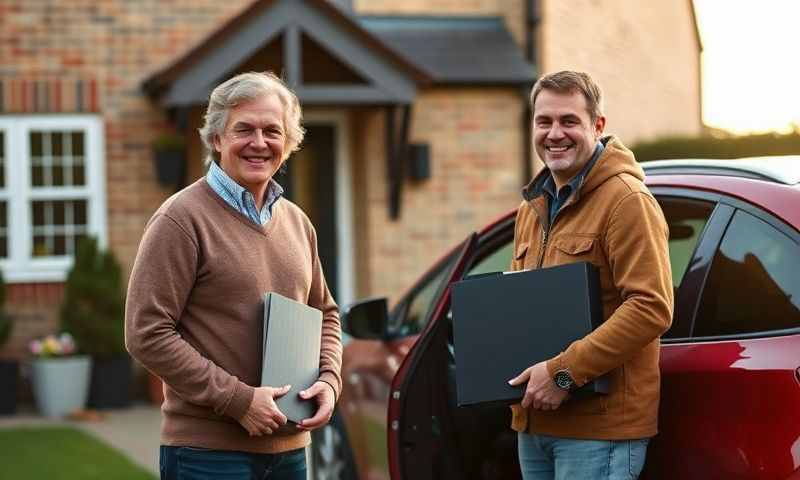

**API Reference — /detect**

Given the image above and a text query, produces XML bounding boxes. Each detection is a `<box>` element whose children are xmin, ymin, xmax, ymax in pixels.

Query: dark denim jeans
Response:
<box><xmin>159</xmin><ymin>445</ymin><xmax>307</xmax><ymax>480</ymax></box>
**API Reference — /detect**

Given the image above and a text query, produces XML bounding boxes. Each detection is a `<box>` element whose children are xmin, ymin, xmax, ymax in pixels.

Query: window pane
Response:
<box><xmin>694</xmin><ymin>210</ymin><xmax>800</xmax><ymax>337</ymax></box>
<box><xmin>32</xmin><ymin>201</ymin><xmax>45</xmax><ymax>226</ymax></box>
<box><xmin>51</xmin><ymin>132</ymin><xmax>63</xmax><ymax>156</ymax></box>
<box><xmin>33</xmin><ymin>235</ymin><xmax>49</xmax><ymax>257</ymax></box>
<box><xmin>53</xmin><ymin>201</ymin><xmax>65</xmax><ymax>225</ymax></box>
<box><xmin>52</xmin><ymin>164</ymin><xmax>65</xmax><ymax>186</ymax></box>
<box><xmin>53</xmin><ymin>235</ymin><xmax>66</xmax><ymax>256</ymax></box>
<box><xmin>74</xmin><ymin>201</ymin><xmax>87</xmax><ymax>225</ymax></box>
<box><xmin>391</xmin><ymin>251</ymin><xmax>460</xmax><ymax>337</ymax></box>
<box><xmin>30</xmin><ymin>200</ymin><xmax>88</xmax><ymax>257</ymax></box>
<box><xmin>71</xmin><ymin>132</ymin><xmax>84</xmax><ymax>156</ymax></box>
<box><xmin>73</xmin><ymin>163</ymin><xmax>86</xmax><ymax>186</ymax></box>
<box><xmin>31</xmin><ymin>165</ymin><xmax>44</xmax><ymax>187</ymax></box>
<box><xmin>30</xmin><ymin>131</ymin><xmax>43</xmax><ymax>156</ymax></box>
<box><xmin>657</xmin><ymin>197</ymin><xmax>715</xmax><ymax>288</ymax></box>
<box><xmin>468</xmin><ymin>241</ymin><xmax>513</xmax><ymax>276</ymax></box>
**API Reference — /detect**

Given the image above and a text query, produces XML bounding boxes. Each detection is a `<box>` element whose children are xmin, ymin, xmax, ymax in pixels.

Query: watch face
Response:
<box><xmin>554</xmin><ymin>371</ymin><xmax>574</xmax><ymax>390</ymax></box>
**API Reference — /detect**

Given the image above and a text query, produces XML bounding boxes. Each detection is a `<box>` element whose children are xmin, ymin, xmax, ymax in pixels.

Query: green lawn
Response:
<box><xmin>0</xmin><ymin>426</ymin><xmax>156</xmax><ymax>480</ymax></box>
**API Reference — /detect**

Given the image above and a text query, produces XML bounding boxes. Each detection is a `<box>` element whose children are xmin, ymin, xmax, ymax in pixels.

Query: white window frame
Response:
<box><xmin>0</xmin><ymin>115</ymin><xmax>106</xmax><ymax>283</ymax></box>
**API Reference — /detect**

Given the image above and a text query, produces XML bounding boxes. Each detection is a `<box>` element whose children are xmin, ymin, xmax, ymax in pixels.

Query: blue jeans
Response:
<box><xmin>518</xmin><ymin>433</ymin><xmax>649</xmax><ymax>480</ymax></box>
<box><xmin>159</xmin><ymin>445</ymin><xmax>307</xmax><ymax>480</ymax></box>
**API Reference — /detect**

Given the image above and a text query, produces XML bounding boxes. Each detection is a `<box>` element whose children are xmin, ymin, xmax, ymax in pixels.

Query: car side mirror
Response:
<box><xmin>342</xmin><ymin>297</ymin><xmax>389</xmax><ymax>340</ymax></box>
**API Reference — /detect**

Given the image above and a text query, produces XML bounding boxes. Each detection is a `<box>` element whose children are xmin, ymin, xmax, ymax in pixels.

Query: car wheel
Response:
<box><xmin>310</xmin><ymin>412</ymin><xmax>358</xmax><ymax>480</ymax></box>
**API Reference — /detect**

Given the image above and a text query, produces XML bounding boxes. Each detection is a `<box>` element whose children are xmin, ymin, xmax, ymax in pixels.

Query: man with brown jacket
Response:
<box><xmin>507</xmin><ymin>71</ymin><xmax>673</xmax><ymax>479</ymax></box>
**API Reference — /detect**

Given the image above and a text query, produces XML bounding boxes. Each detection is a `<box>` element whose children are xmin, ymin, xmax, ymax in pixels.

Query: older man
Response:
<box><xmin>508</xmin><ymin>71</ymin><xmax>673</xmax><ymax>479</ymax></box>
<box><xmin>126</xmin><ymin>71</ymin><xmax>342</xmax><ymax>479</ymax></box>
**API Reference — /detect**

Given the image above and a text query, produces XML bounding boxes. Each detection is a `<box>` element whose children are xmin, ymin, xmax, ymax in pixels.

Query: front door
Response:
<box><xmin>280</xmin><ymin>124</ymin><xmax>338</xmax><ymax>299</ymax></box>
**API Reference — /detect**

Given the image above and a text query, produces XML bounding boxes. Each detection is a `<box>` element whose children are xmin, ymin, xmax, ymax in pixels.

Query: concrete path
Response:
<box><xmin>0</xmin><ymin>403</ymin><xmax>161</xmax><ymax>475</ymax></box>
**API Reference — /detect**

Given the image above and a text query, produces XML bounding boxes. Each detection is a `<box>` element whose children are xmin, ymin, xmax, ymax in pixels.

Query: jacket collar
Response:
<box><xmin>522</xmin><ymin>135</ymin><xmax>643</xmax><ymax>203</ymax></box>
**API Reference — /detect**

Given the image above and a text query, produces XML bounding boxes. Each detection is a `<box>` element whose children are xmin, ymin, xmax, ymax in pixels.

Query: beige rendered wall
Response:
<box><xmin>538</xmin><ymin>0</ymin><xmax>702</xmax><ymax>144</ymax></box>
<box><xmin>353</xmin><ymin>89</ymin><xmax>526</xmax><ymax>301</ymax></box>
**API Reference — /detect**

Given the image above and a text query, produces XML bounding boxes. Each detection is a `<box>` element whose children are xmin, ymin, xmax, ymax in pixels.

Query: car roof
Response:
<box><xmin>643</xmin><ymin>156</ymin><xmax>800</xmax><ymax>186</ymax></box>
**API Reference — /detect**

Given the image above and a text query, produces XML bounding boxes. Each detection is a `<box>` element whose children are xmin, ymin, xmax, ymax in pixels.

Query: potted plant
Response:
<box><xmin>61</xmin><ymin>236</ymin><xmax>131</xmax><ymax>409</ymax></box>
<box><xmin>29</xmin><ymin>332</ymin><xmax>91</xmax><ymax>418</ymax></box>
<box><xmin>0</xmin><ymin>270</ymin><xmax>19</xmax><ymax>415</ymax></box>
<box><xmin>151</xmin><ymin>132</ymin><xmax>187</xmax><ymax>187</ymax></box>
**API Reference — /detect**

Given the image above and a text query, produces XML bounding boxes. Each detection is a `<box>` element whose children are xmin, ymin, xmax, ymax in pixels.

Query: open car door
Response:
<box><xmin>388</xmin><ymin>214</ymin><xmax>521</xmax><ymax>480</ymax></box>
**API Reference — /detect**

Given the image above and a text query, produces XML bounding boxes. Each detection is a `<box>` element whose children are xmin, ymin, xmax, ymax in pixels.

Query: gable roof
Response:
<box><xmin>360</xmin><ymin>16</ymin><xmax>536</xmax><ymax>85</ymax></box>
<box><xmin>143</xmin><ymin>0</ymin><xmax>429</xmax><ymax>107</ymax></box>
<box><xmin>143</xmin><ymin>0</ymin><xmax>536</xmax><ymax>107</ymax></box>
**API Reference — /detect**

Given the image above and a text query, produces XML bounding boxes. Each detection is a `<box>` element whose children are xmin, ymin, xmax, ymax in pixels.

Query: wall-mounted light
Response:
<box><xmin>407</xmin><ymin>143</ymin><xmax>431</xmax><ymax>181</ymax></box>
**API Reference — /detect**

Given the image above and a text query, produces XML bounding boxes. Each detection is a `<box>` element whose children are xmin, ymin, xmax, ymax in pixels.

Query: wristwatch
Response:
<box><xmin>553</xmin><ymin>369</ymin><xmax>575</xmax><ymax>391</ymax></box>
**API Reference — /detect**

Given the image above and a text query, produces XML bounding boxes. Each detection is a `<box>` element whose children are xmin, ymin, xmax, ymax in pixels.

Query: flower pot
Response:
<box><xmin>0</xmin><ymin>359</ymin><xmax>19</xmax><ymax>415</ymax></box>
<box><xmin>152</xmin><ymin>150</ymin><xmax>185</xmax><ymax>187</ymax></box>
<box><xmin>88</xmin><ymin>353</ymin><xmax>132</xmax><ymax>409</ymax></box>
<box><xmin>31</xmin><ymin>355</ymin><xmax>91</xmax><ymax>418</ymax></box>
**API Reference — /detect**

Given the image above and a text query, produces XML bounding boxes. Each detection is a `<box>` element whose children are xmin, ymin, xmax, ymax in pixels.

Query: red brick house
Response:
<box><xmin>0</xmin><ymin>0</ymin><xmax>702</xmax><ymax>357</ymax></box>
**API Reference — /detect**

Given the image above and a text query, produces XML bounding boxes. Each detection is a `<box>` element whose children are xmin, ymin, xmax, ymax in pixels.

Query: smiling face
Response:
<box><xmin>213</xmin><ymin>94</ymin><xmax>286</xmax><ymax>203</ymax></box>
<box><xmin>533</xmin><ymin>89</ymin><xmax>606</xmax><ymax>189</ymax></box>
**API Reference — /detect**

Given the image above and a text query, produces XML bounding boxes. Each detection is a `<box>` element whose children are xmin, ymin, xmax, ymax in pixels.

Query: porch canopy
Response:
<box><xmin>142</xmin><ymin>0</ymin><xmax>535</xmax><ymax>217</ymax></box>
<box><xmin>142</xmin><ymin>0</ymin><xmax>535</xmax><ymax>107</ymax></box>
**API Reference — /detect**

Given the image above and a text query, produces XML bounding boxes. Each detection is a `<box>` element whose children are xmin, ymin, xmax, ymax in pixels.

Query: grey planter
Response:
<box><xmin>31</xmin><ymin>356</ymin><xmax>91</xmax><ymax>418</ymax></box>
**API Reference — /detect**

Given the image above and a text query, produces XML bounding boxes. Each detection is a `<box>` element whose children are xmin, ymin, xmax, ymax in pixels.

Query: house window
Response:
<box><xmin>0</xmin><ymin>116</ymin><xmax>106</xmax><ymax>283</ymax></box>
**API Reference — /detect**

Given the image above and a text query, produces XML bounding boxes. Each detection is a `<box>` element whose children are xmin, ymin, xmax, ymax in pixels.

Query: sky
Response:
<box><xmin>693</xmin><ymin>0</ymin><xmax>800</xmax><ymax>134</ymax></box>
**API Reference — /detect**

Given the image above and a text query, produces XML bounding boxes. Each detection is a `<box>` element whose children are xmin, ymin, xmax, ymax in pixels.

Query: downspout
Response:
<box><xmin>522</xmin><ymin>0</ymin><xmax>541</xmax><ymax>184</ymax></box>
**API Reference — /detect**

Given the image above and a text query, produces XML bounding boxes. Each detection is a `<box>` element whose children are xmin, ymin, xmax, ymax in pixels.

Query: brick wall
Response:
<box><xmin>538</xmin><ymin>0</ymin><xmax>702</xmax><ymax>144</ymax></box>
<box><xmin>0</xmin><ymin>0</ymin><xmax>253</xmax><ymax>350</ymax></box>
<box><xmin>357</xmin><ymin>89</ymin><xmax>526</xmax><ymax>301</ymax></box>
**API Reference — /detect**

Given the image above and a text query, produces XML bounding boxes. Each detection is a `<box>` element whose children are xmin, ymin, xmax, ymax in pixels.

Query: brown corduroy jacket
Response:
<box><xmin>510</xmin><ymin>136</ymin><xmax>673</xmax><ymax>440</ymax></box>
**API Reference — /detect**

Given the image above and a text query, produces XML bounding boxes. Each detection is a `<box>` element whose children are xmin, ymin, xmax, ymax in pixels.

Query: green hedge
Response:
<box><xmin>631</xmin><ymin>132</ymin><xmax>800</xmax><ymax>162</ymax></box>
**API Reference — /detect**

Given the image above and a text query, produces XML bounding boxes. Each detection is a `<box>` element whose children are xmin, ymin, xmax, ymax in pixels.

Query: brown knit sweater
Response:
<box><xmin>125</xmin><ymin>179</ymin><xmax>342</xmax><ymax>453</ymax></box>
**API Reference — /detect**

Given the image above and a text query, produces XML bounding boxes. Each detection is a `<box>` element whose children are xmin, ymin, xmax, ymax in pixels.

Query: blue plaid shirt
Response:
<box><xmin>206</xmin><ymin>161</ymin><xmax>284</xmax><ymax>226</ymax></box>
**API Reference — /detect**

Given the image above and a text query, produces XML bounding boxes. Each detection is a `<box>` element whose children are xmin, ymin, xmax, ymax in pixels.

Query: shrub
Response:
<box><xmin>60</xmin><ymin>237</ymin><xmax>125</xmax><ymax>357</ymax></box>
<box><xmin>631</xmin><ymin>131</ymin><xmax>800</xmax><ymax>162</ymax></box>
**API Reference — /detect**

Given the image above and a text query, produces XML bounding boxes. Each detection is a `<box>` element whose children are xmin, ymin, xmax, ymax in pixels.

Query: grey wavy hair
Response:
<box><xmin>199</xmin><ymin>71</ymin><xmax>305</xmax><ymax>167</ymax></box>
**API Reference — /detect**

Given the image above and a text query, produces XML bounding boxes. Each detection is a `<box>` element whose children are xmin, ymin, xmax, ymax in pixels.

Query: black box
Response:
<box><xmin>451</xmin><ymin>262</ymin><xmax>608</xmax><ymax>407</ymax></box>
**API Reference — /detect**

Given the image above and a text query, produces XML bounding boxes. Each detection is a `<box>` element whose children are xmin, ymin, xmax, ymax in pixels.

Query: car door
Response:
<box><xmin>340</xmin><ymin>245</ymin><xmax>462</xmax><ymax>480</ymax></box>
<box><xmin>648</xmin><ymin>190</ymin><xmax>800</xmax><ymax>479</ymax></box>
<box><xmin>390</xmin><ymin>219</ymin><xmax>523</xmax><ymax>480</ymax></box>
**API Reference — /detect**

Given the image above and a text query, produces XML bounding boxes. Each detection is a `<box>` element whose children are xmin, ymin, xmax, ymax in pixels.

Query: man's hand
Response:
<box><xmin>239</xmin><ymin>385</ymin><xmax>291</xmax><ymax>436</ymax></box>
<box><xmin>297</xmin><ymin>381</ymin><xmax>335</xmax><ymax>431</ymax></box>
<box><xmin>508</xmin><ymin>361</ymin><xmax>569</xmax><ymax>411</ymax></box>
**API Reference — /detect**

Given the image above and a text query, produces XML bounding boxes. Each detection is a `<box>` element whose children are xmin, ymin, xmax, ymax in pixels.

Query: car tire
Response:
<box><xmin>309</xmin><ymin>412</ymin><xmax>358</xmax><ymax>480</ymax></box>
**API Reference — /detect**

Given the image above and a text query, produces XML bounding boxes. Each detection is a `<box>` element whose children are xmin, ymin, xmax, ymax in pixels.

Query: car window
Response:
<box><xmin>656</xmin><ymin>196</ymin><xmax>715</xmax><ymax>288</ymax></box>
<box><xmin>468</xmin><ymin>241</ymin><xmax>514</xmax><ymax>276</ymax></box>
<box><xmin>393</xmin><ymin>254</ymin><xmax>456</xmax><ymax>337</ymax></box>
<box><xmin>693</xmin><ymin>209</ymin><xmax>800</xmax><ymax>337</ymax></box>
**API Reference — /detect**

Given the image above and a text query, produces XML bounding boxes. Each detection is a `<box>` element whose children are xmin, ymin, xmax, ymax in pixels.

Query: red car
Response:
<box><xmin>310</xmin><ymin>157</ymin><xmax>800</xmax><ymax>480</ymax></box>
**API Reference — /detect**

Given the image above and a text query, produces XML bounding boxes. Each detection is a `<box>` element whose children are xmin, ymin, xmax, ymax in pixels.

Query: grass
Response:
<box><xmin>0</xmin><ymin>426</ymin><xmax>156</xmax><ymax>480</ymax></box>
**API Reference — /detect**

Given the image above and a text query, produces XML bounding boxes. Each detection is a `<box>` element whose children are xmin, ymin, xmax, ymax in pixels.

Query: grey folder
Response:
<box><xmin>261</xmin><ymin>292</ymin><xmax>322</xmax><ymax>423</ymax></box>
<box><xmin>451</xmin><ymin>262</ymin><xmax>608</xmax><ymax>407</ymax></box>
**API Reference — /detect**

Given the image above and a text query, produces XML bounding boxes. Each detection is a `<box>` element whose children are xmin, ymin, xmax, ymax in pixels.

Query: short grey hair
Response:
<box><xmin>199</xmin><ymin>71</ymin><xmax>305</xmax><ymax>167</ymax></box>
